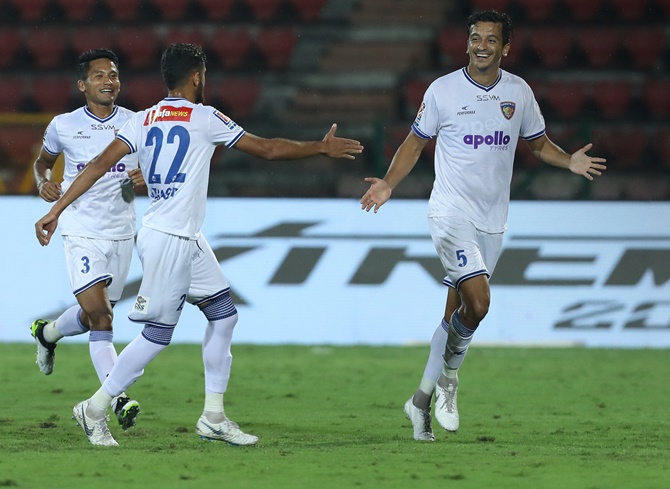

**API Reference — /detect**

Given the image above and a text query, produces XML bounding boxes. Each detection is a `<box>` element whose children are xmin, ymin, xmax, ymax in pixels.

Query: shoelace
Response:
<box><xmin>95</xmin><ymin>416</ymin><xmax>113</xmax><ymax>437</ymax></box>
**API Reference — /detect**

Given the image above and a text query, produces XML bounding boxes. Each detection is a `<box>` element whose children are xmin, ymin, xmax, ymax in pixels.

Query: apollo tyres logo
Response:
<box><xmin>463</xmin><ymin>131</ymin><xmax>511</xmax><ymax>150</ymax></box>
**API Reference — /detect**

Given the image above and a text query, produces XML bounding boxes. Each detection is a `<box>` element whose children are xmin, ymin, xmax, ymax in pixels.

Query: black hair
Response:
<box><xmin>77</xmin><ymin>49</ymin><xmax>119</xmax><ymax>81</ymax></box>
<box><xmin>466</xmin><ymin>10</ymin><xmax>513</xmax><ymax>45</ymax></box>
<box><xmin>160</xmin><ymin>43</ymin><xmax>207</xmax><ymax>90</ymax></box>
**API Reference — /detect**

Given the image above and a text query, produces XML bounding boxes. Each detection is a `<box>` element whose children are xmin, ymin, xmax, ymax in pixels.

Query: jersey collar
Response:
<box><xmin>83</xmin><ymin>105</ymin><xmax>119</xmax><ymax>123</ymax></box>
<box><xmin>461</xmin><ymin>67</ymin><xmax>502</xmax><ymax>92</ymax></box>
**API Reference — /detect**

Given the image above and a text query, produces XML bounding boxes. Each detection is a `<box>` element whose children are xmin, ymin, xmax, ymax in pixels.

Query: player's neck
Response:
<box><xmin>86</xmin><ymin>102</ymin><xmax>115</xmax><ymax>119</ymax></box>
<box><xmin>167</xmin><ymin>89</ymin><xmax>195</xmax><ymax>103</ymax></box>
<box><xmin>466</xmin><ymin>65</ymin><xmax>500</xmax><ymax>88</ymax></box>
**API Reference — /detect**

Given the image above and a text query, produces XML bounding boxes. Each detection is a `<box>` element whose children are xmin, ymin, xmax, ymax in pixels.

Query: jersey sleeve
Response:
<box><xmin>42</xmin><ymin>118</ymin><xmax>62</xmax><ymax>156</ymax></box>
<box><xmin>411</xmin><ymin>83</ymin><xmax>439</xmax><ymax>139</ymax></box>
<box><xmin>520</xmin><ymin>84</ymin><xmax>546</xmax><ymax>141</ymax></box>
<box><xmin>209</xmin><ymin>109</ymin><xmax>245</xmax><ymax>148</ymax></box>
<box><xmin>115</xmin><ymin>111</ymin><xmax>142</xmax><ymax>153</ymax></box>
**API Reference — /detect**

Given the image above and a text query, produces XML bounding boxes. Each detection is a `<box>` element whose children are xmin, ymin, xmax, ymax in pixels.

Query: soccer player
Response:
<box><xmin>32</xmin><ymin>49</ymin><xmax>143</xmax><ymax>430</ymax></box>
<box><xmin>360</xmin><ymin>10</ymin><xmax>606</xmax><ymax>441</ymax></box>
<box><xmin>35</xmin><ymin>43</ymin><xmax>364</xmax><ymax>447</ymax></box>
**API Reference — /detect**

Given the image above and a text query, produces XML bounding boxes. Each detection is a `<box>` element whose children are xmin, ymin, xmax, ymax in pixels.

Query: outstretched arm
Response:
<box><xmin>360</xmin><ymin>131</ymin><xmax>428</xmax><ymax>213</ymax></box>
<box><xmin>234</xmin><ymin>123</ymin><xmax>363</xmax><ymax>161</ymax></box>
<box><xmin>35</xmin><ymin>138</ymin><xmax>130</xmax><ymax>246</ymax></box>
<box><xmin>33</xmin><ymin>149</ymin><xmax>62</xmax><ymax>202</ymax></box>
<box><xmin>526</xmin><ymin>134</ymin><xmax>607</xmax><ymax>181</ymax></box>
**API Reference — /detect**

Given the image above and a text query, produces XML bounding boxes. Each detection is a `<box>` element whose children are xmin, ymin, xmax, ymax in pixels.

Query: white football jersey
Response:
<box><xmin>413</xmin><ymin>68</ymin><xmax>545</xmax><ymax>233</ymax></box>
<box><xmin>116</xmin><ymin>97</ymin><xmax>245</xmax><ymax>239</ymax></box>
<box><xmin>43</xmin><ymin>105</ymin><xmax>139</xmax><ymax>239</ymax></box>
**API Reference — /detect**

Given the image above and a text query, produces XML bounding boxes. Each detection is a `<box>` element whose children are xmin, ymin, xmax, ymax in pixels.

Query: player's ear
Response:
<box><xmin>503</xmin><ymin>43</ymin><xmax>510</xmax><ymax>57</ymax></box>
<box><xmin>77</xmin><ymin>79</ymin><xmax>86</xmax><ymax>93</ymax></box>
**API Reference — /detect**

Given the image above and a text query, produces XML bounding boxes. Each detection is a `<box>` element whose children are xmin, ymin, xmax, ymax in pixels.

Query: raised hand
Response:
<box><xmin>569</xmin><ymin>143</ymin><xmax>607</xmax><ymax>181</ymax></box>
<box><xmin>322</xmin><ymin>123</ymin><xmax>364</xmax><ymax>160</ymax></box>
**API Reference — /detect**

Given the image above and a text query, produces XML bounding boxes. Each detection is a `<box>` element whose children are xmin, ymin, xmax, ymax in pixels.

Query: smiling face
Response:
<box><xmin>467</xmin><ymin>21</ymin><xmax>509</xmax><ymax>74</ymax></box>
<box><xmin>78</xmin><ymin>58</ymin><xmax>120</xmax><ymax>107</ymax></box>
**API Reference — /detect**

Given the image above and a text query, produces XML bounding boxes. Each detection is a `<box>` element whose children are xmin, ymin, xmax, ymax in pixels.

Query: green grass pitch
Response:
<box><xmin>0</xmin><ymin>344</ymin><xmax>669</xmax><ymax>488</ymax></box>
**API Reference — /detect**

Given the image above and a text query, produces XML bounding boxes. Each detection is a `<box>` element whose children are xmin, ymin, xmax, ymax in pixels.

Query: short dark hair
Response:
<box><xmin>160</xmin><ymin>43</ymin><xmax>207</xmax><ymax>90</ymax></box>
<box><xmin>77</xmin><ymin>49</ymin><xmax>119</xmax><ymax>81</ymax></box>
<box><xmin>467</xmin><ymin>10</ymin><xmax>513</xmax><ymax>45</ymax></box>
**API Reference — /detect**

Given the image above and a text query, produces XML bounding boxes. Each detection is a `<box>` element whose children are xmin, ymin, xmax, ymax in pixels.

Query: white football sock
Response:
<box><xmin>202</xmin><ymin>314</ymin><xmax>237</xmax><ymax>394</ymax></box>
<box><xmin>50</xmin><ymin>305</ymin><xmax>88</xmax><ymax>341</ymax></box>
<box><xmin>89</xmin><ymin>330</ymin><xmax>117</xmax><ymax>384</ymax></box>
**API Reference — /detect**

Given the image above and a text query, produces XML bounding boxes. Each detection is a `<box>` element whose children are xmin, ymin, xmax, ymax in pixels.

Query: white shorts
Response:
<box><xmin>128</xmin><ymin>227</ymin><xmax>230</xmax><ymax>327</ymax></box>
<box><xmin>428</xmin><ymin>215</ymin><xmax>504</xmax><ymax>290</ymax></box>
<box><xmin>62</xmin><ymin>235</ymin><xmax>133</xmax><ymax>303</ymax></box>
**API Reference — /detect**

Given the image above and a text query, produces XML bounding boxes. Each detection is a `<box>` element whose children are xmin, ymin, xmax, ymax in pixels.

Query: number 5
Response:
<box><xmin>456</xmin><ymin>249</ymin><xmax>467</xmax><ymax>267</ymax></box>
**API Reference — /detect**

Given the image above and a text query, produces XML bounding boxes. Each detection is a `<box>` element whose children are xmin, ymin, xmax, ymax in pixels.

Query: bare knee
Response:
<box><xmin>85</xmin><ymin>309</ymin><xmax>113</xmax><ymax>331</ymax></box>
<box><xmin>460</xmin><ymin>299</ymin><xmax>489</xmax><ymax>327</ymax></box>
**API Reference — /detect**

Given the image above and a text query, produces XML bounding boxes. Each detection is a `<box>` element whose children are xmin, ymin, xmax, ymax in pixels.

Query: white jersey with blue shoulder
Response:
<box><xmin>42</xmin><ymin>105</ymin><xmax>139</xmax><ymax>239</ymax></box>
<box><xmin>116</xmin><ymin>97</ymin><xmax>245</xmax><ymax>239</ymax></box>
<box><xmin>412</xmin><ymin>68</ymin><xmax>545</xmax><ymax>233</ymax></box>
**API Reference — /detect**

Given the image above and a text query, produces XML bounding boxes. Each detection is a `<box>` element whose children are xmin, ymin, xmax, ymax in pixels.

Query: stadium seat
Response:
<box><xmin>403</xmin><ymin>78</ymin><xmax>431</xmax><ymax>112</ymax></box>
<box><xmin>70</xmin><ymin>28</ymin><xmax>116</xmax><ymax>59</ymax></box>
<box><xmin>651</xmin><ymin>128</ymin><xmax>670</xmax><ymax>170</ymax></box>
<box><xmin>563</xmin><ymin>0</ymin><xmax>604</xmax><ymax>21</ymax></box>
<box><xmin>196</xmin><ymin>0</ymin><xmax>235</xmax><ymax>19</ymax></box>
<box><xmin>608</xmin><ymin>0</ymin><xmax>648</xmax><ymax>20</ymax></box>
<box><xmin>437</xmin><ymin>29</ymin><xmax>468</xmax><ymax>67</ymax></box>
<box><xmin>641</xmin><ymin>79</ymin><xmax>670</xmax><ymax>119</ymax></box>
<box><xmin>211</xmin><ymin>77</ymin><xmax>260</xmax><ymax>120</ymax></box>
<box><xmin>592</xmin><ymin>126</ymin><xmax>648</xmax><ymax>169</ymax></box>
<box><xmin>516</xmin><ymin>0</ymin><xmax>557</xmax><ymax>21</ymax></box>
<box><xmin>57</xmin><ymin>0</ymin><xmax>97</xmax><ymax>21</ymax></box>
<box><xmin>101</xmin><ymin>0</ymin><xmax>143</xmax><ymax>21</ymax></box>
<box><xmin>255</xmin><ymin>28</ymin><xmax>298</xmax><ymax>69</ymax></box>
<box><xmin>542</xmin><ymin>81</ymin><xmax>588</xmax><ymax>118</ymax></box>
<box><xmin>114</xmin><ymin>27</ymin><xmax>162</xmax><ymax>69</ymax></box>
<box><xmin>590</xmin><ymin>80</ymin><xmax>632</xmax><ymax>120</ymax></box>
<box><xmin>208</xmin><ymin>29</ymin><xmax>253</xmax><ymax>69</ymax></box>
<box><xmin>0</xmin><ymin>77</ymin><xmax>26</xmax><ymax>112</ymax></box>
<box><xmin>575</xmin><ymin>27</ymin><xmax>620</xmax><ymax>69</ymax></box>
<box><xmin>149</xmin><ymin>0</ymin><xmax>191</xmax><ymax>20</ymax></box>
<box><xmin>164</xmin><ymin>27</ymin><xmax>207</xmax><ymax>49</ymax></box>
<box><xmin>0</xmin><ymin>28</ymin><xmax>21</xmax><ymax>68</ymax></box>
<box><xmin>621</xmin><ymin>28</ymin><xmax>665</xmax><ymax>69</ymax></box>
<box><xmin>244</xmin><ymin>0</ymin><xmax>281</xmax><ymax>20</ymax></box>
<box><xmin>0</xmin><ymin>126</ymin><xmax>44</xmax><ymax>168</ymax></box>
<box><xmin>505</xmin><ymin>28</ymin><xmax>526</xmax><ymax>68</ymax></box>
<box><xmin>287</xmin><ymin>0</ymin><xmax>325</xmax><ymax>20</ymax></box>
<box><xmin>7</xmin><ymin>0</ymin><xmax>49</xmax><ymax>21</ymax></box>
<box><xmin>528</xmin><ymin>27</ymin><xmax>574</xmax><ymax>68</ymax></box>
<box><xmin>470</xmin><ymin>0</ymin><xmax>512</xmax><ymax>10</ymax></box>
<box><xmin>119</xmin><ymin>77</ymin><xmax>166</xmax><ymax>111</ymax></box>
<box><xmin>30</xmin><ymin>76</ymin><xmax>76</xmax><ymax>114</ymax></box>
<box><xmin>24</xmin><ymin>27</ymin><xmax>69</xmax><ymax>69</ymax></box>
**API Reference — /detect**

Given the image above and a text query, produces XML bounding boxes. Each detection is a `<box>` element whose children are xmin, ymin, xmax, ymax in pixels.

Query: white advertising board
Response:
<box><xmin>2</xmin><ymin>197</ymin><xmax>668</xmax><ymax>347</ymax></box>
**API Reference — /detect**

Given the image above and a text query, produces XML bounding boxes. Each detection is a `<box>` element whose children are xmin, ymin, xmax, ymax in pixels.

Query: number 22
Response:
<box><xmin>145</xmin><ymin>126</ymin><xmax>190</xmax><ymax>184</ymax></box>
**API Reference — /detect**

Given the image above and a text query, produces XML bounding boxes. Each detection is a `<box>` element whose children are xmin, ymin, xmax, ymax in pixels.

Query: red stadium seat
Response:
<box><xmin>504</xmin><ymin>28</ymin><xmax>526</xmax><ymax>68</ymax></box>
<box><xmin>592</xmin><ymin>126</ymin><xmax>648</xmax><ymax>169</ymax></box>
<box><xmin>641</xmin><ymin>79</ymin><xmax>670</xmax><ymax>119</ymax></box>
<box><xmin>608</xmin><ymin>0</ymin><xmax>648</xmax><ymax>20</ymax></box>
<box><xmin>287</xmin><ymin>0</ymin><xmax>326</xmax><ymax>20</ymax></box>
<box><xmin>24</xmin><ymin>27</ymin><xmax>69</xmax><ymax>69</ymax></box>
<box><xmin>164</xmin><ymin>27</ymin><xmax>207</xmax><ymax>49</ymax></box>
<box><xmin>0</xmin><ymin>77</ymin><xmax>26</xmax><ymax>112</ymax></box>
<box><xmin>403</xmin><ymin>78</ymin><xmax>431</xmax><ymax>112</ymax></box>
<box><xmin>30</xmin><ymin>76</ymin><xmax>76</xmax><ymax>114</ymax></box>
<box><xmin>244</xmin><ymin>0</ymin><xmax>280</xmax><ymax>20</ymax></box>
<box><xmin>255</xmin><ymin>28</ymin><xmax>298</xmax><ymax>69</ymax></box>
<box><xmin>208</xmin><ymin>29</ymin><xmax>253</xmax><ymax>69</ymax></box>
<box><xmin>114</xmin><ymin>27</ymin><xmax>162</xmax><ymax>69</ymax></box>
<box><xmin>7</xmin><ymin>0</ymin><xmax>49</xmax><ymax>21</ymax></box>
<box><xmin>57</xmin><ymin>0</ymin><xmax>97</xmax><ymax>21</ymax></box>
<box><xmin>437</xmin><ymin>29</ymin><xmax>468</xmax><ymax>66</ymax></box>
<box><xmin>212</xmin><ymin>77</ymin><xmax>260</xmax><ymax>120</ymax></box>
<box><xmin>470</xmin><ymin>0</ymin><xmax>512</xmax><ymax>10</ymax></box>
<box><xmin>575</xmin><ymin>27</ymin><xmax>620</xmax><ymax>69</ymax></box>
<box><xmin>591</xmin><ymin>80</ymin><xmax>632</xmax><ymax>119</ymax></box>
<box><xmin>621</xmin><ymin>28</ymin><xmax>665</xmax><ymax>69</ymax></box>
<box><xmin>70</xmin><ymin>28</ymin><xmax>116</xmax><ymax>58</ymax></box>
<box><xmin>101</xmin><ymin>0</ymin><xmax>143</xmax><ymax>21</ymax></box>
<box><xmin>197</xmin><ymin>0</ymin><xmax>235</xmax><ymax>19</ymax></box>
<box><xmin>119</xmin><ymin>77</ymin><xmax>166</xmax><ymax>111</ymax></box>
<box><xmin>527</xmin><ymin>27</ymin><xmax>574</xmax><ymax>68</ymax></box>
<box><xmin>542</xmin><ymin>81</ymin><xmax>588</xmax><ymax>118</ymax></box>
<box><xmin>149</xmin><ymin>0</ymin><xmax>191</xmax><ymax>20</ymax></box>
<box><xmin>516</xmin><ymin>0</ymin><xmax>557</xmax><ymax>21</ymax></box>
<box><xmin>0</xmin><ymin>28</ymin><xmax>21</xmax><ymax>68</ymax></box>
<box><xmin>563</xmin><ymin>0</ymin><xmax>604</xmax><ymax>21</ymax></box>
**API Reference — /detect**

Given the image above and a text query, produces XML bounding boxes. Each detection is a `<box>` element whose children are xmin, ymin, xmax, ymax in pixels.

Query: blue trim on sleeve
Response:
<box><xmin>43</xmin><ymin>146</ymin><xmax>59</xmax><ymax>156</ymax></box>
<box><xmin>411</xmin><ymin>124</ymin><xmax>431</xmax><ymax>140</ymax></box>
<box><xmin>523</xmin><ymin>129</ymin><xmax>546</xmax><ymax>141</ymax></box>
<box><xmin>116</xmin><ymin>134</ymin><xmax>136</xmax><ymax>153</ymax></box>
<box><xmin>227</xmin><ymin>130</ymin><xmax>245</xmax><ymax>148</ymax></box>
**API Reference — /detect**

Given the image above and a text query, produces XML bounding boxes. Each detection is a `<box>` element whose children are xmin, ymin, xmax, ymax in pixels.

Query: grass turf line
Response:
<box><xmin>0</xmin><ymin>344</ymin><xmax>669</xmax><ymax>488</ymax></box>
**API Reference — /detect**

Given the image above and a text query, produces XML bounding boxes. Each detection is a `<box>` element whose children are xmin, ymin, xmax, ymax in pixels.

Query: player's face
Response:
<box><xmin>79</xmin><ymin>58</ymin><xmax>120</xmax><ymax>107</ymax></box>
<box><xmin>467</xmin><ymin>22</ymin><xmax>509</xmax><ymax>73</ymax></box>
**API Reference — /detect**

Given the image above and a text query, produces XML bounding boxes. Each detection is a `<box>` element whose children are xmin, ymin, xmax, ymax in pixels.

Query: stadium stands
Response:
<box><xmin>0</xmin><ymin>28</ymin><xmax>21</xmax><ymax>69</ymax></box>
<box><xmin>255</xmin><ymin>27</ymin><xmax>298</xmax><ymax>69</ymax></box>
<box><xmin>0</xmin><ymin>78</ymin><xmax>25</xmax><ymax>112</ymax></box>
<box><xmin>527</xmin><ymin>27</ymin><xmax>574</xmax><ymax>68</ymax></box>
<box><xmin>7</xmin><ymin>0</ymin><xmax>50</xmax><ymax>22</ymax></box>
<box><xmin>70</xmin><ymin>28</ymin><xmax>116</xmax><ymax>58</ymax></box>
<box><xmin>149</xmin><ymin>0</ymin><xmax>192</xmax><ymax>20</ymax></box>
<box><xmin>575</xmin><ymin>27</ymin><xmax>620</xmax><ymax>69</ymax></box>
<box><xmin>24</xmin><ymin>27</ymin><xmax>69</xmax><ymax>69</ymax></box>
<box><xmin>197</xmin><ymin>0</ymin><xmax>236</xmax><ymax>20</ymax></box>
<box><xmin>114</xmin><ymin>27</ymin><xmax>162</xmax><ymax>69</ymax></box>
<box><xmin>591</xmin><ymin>80</ymin><xmax>633</xmax><ymax>119</ymax></box>
<box><xmin>57</xmin><ymin>0</ymin><xmax>97</xmax><ymax>21</ymax></box>
<box><xmin>208</xmin><ymin>28</ymin><xmax>254</xmax><ymax>69</ymax></box>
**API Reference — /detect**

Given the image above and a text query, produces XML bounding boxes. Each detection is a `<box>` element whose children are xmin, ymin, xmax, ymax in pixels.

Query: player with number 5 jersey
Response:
<box><xmin>35</xmin><ymin>43</ymin><xmax>363</xmax><ymax>447</ymax></box>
